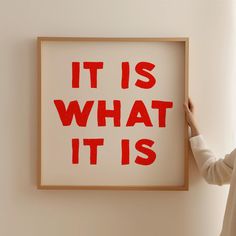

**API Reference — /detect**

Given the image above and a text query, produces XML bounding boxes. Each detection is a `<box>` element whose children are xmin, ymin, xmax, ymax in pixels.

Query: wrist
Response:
<box><xmin>191</xmin><ymin>125</ymin><xmax>200</xmax><ymax>137</ymax></box>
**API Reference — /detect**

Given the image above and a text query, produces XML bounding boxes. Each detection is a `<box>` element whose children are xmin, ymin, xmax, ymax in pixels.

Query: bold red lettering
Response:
<box><xmin>72</xmin><ymin>62</ymin><xmax>80</xmax><ymax>88</ymax></box>
<box><xmin>121</xmin><ymin>139</ymin><xmax>130</xmax><ymax>165</ymax></box>
<box><xmin>83</xmin><ymin>62</ymin><xmax>104</xmax><ymax>88</ymax></box>
<box><xmin>54</xmin><ymin>100</ymin><xmax>94</xmax><ymax>126</ymax></box>
<box><xmin>135</xmin><ymin>139</ymin><xmax>156</xmax><ymax>165</ymax></box>
<box><xmin>126</xmin><ymin>100</ymin><xmax>152</xmax><ymax>127</ymax></box>
<box><xmin>152</xmin><ymin>100</ymin><xmax>173</xmax><ymax>127</ymax></box>
<box><xmin>121</xmin><ymin>62</ymin><xmax>130</xmax><ymax>89</ymax></box>
<box><xmin>135</xmin><ymin>62</ymin><xmax>156</xmax><ymax>89</ymax></box>
<box><xmin>97</xmin><ymin>100</ymin><xmax>121</xmax><ymax>126</ymax></box>
<box><xmin>72</xmin><ymin>138</ymin><xmax>79</xmax><ymax>164</ymax></box>
<box><xmin>83</xmin><ymin>138</ymin><xmax>104</xmax><ymax>165</ymax></box>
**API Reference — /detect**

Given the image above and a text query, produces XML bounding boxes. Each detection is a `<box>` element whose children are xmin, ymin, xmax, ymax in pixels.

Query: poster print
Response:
<box><xmin>38</xmin><ymin>37</ymin><xmax>189</xmax><ymax>190</ymax></box>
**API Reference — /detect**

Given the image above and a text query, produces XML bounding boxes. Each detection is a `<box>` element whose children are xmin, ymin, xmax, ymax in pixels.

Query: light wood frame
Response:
<box><xmin>37</xmin><ymin>37</ymin><xmax>189</xmax><ymax>191</ymax></box>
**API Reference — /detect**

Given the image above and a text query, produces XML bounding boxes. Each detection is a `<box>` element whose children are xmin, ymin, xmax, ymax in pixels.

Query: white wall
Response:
<box><xmin>0</xmin><ymin>0</ymin><xmax>235</xmax><ymax>236</ymax></box>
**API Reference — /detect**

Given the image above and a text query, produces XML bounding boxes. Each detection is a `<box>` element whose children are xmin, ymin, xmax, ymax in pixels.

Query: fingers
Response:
<box><xmin>188</xmin><ymin>97</ymin><xmax>194</xmax><ymax>113</ymax></box>
<box><xmin>183</xmin><ymin>102</ymin><xmax>190</xmax><ymax>113</ymax></box>
<box><xmin>183</xmin><ymin>97</ymin><xmax>195</xmax><ymax>115</ymax></box>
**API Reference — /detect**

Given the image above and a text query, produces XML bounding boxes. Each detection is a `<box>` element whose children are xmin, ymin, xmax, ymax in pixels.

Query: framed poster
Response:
<box><xmin>38</xmin><ymin>37</ymin><xmax>189</xmax><ymax>190</ymax></box>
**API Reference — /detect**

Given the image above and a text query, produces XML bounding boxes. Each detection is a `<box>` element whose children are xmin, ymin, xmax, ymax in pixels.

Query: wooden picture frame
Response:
<box><xmin>38</xmin><ymin>37</ymin><xmax>189</xmax><ymax>190</ymax></box>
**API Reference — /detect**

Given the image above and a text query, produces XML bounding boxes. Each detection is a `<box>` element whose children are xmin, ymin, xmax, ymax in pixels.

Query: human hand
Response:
<box><xmin>184</xmin><ymin>98</ymin><xmax>200</xmax><ymax>137</ymax></box>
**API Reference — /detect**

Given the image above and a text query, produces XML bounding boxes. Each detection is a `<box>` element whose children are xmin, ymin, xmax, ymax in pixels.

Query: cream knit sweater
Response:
<box><xmin>190</xmin><ymin>135</ymin><xmax>236</xmax><ymax>236</ymax></box>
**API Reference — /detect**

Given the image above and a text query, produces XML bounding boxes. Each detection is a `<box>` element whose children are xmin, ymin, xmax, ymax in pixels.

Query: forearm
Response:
<box><xmin>190</xmin><ymin>135</ymin><xmax>234</xmax><ymax>185</ymax></box>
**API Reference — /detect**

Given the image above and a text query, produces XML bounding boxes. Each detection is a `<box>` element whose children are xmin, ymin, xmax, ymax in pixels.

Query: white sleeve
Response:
<box><xmin>189</xmin><ymin>135</ymin><xmax>236</xmax><ymax>186</ymax></box>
